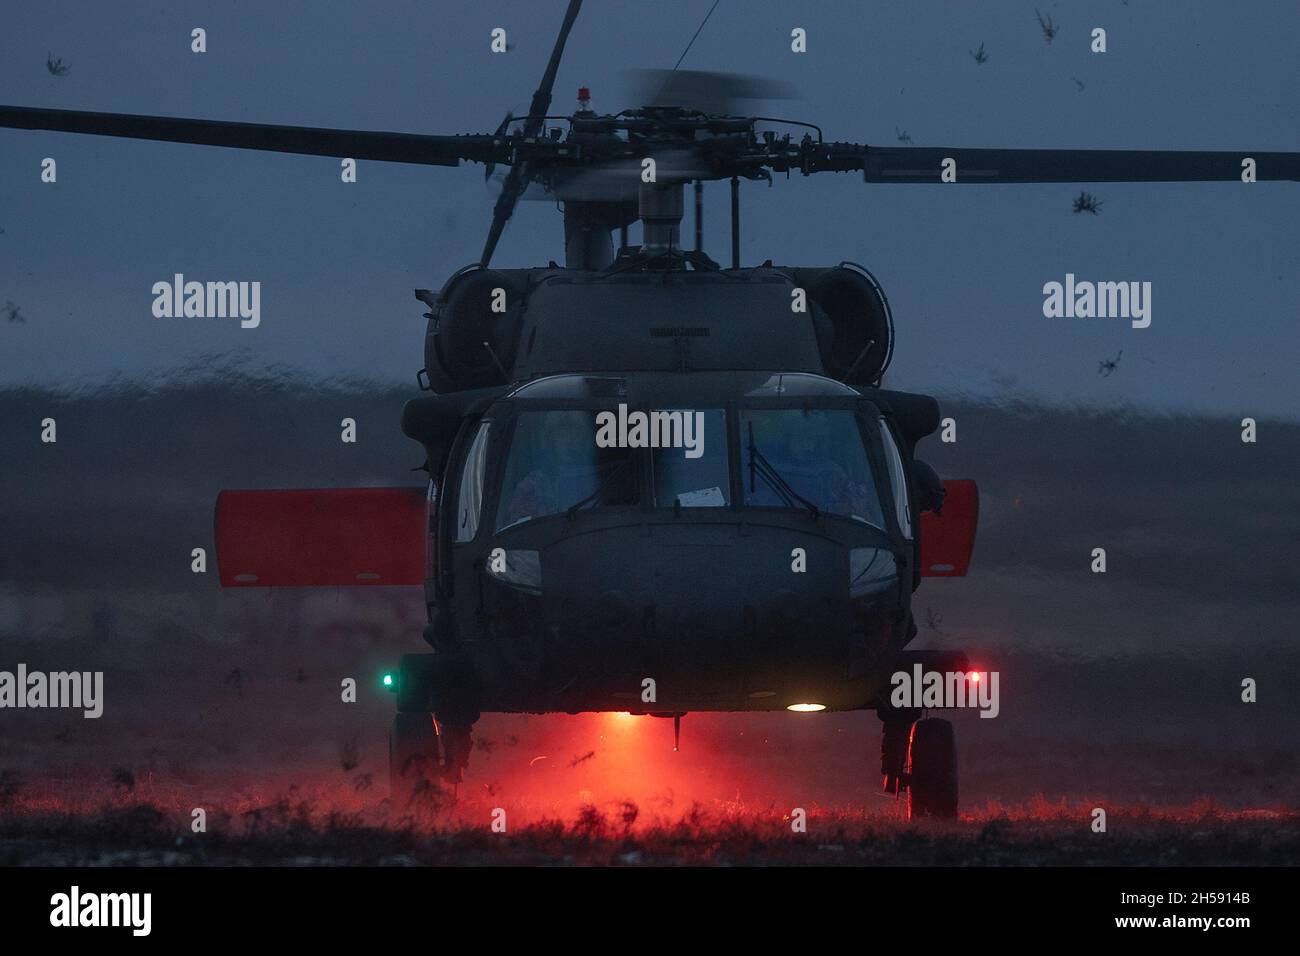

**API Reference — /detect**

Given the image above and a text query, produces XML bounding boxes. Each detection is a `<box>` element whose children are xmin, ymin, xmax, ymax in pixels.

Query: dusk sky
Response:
<box><xmin>1</xmin><ymin>0</ymin><xmax>1296</xmax><ymax>418</ymax></box>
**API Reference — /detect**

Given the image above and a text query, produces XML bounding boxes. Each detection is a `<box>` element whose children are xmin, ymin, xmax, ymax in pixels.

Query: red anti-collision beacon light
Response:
<box><xmin>577</xmin><ymin>87</ymin><xmax>591</xmax><ymax>111</ymax></box>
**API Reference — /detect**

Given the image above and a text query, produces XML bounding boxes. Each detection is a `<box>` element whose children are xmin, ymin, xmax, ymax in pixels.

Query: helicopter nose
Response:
<box><xmin>539</xmin><ymin>524</ymin><xmax>862</xmax><ymax>697</ymax></box>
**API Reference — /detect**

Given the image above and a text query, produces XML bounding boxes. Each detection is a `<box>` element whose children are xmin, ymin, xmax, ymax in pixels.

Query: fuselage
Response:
<box><xmin>426</xmin><ymin>369</ymin><xmax>924</xmax><ymax>714</ymax></box>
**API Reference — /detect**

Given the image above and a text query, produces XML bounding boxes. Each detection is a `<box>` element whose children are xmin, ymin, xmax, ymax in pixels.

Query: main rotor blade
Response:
<box><xmin>0</xmin><ymin>105</ymin><xmax>498</xmax><ymax>167</ymax></box>
<box><xmin>481</xmin><ymin>0</ymin><xmax>584</xmax><ymax>267</ymax></box>
<box><xmin>481</xmin><ymin>163</ymin><xmax>530</xmax><ymax>266</ymax></box>
<box><xmin>524</xmin><ymin>0</ymin><xmax>583</xmax><ymax>139</ymax></box>
<box><xmin>853</xmin><ymin>146</ymin><xmax>1299</xmax><ymax>183</ymax></box>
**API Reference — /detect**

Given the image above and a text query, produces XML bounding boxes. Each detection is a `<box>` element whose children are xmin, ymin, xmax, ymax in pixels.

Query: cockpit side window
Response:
<box><xmin>495</xmin><ymin>410</ymin><xmax>637</xmax><ymax>531</ymax></box>
<box><xmin>739</xmin><ymin>408</ymin><xmax>885</xmax><ymax>528</ymax></box>
<box><xmin>878</xmin><ymin>417</ymin><xmax>913</xmax><ymax>540</ymax></box>
<box><xmin>455</xmin><ymin>421</ymin><xmax>491</xmax><ymax>542</ymax></box>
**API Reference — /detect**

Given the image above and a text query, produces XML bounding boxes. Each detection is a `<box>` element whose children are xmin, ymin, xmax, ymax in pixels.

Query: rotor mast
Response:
<box><xmin>639</xmin><ymin>181</ymin><xmax>684</xmax><ymax>256</ymax></box>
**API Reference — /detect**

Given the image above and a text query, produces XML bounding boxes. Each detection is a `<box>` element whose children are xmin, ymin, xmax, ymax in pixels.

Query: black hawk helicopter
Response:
<box><xmin>4</xmin><ymin>0</ymin><xmax>1296</xmax><ymax>819</ymax></box>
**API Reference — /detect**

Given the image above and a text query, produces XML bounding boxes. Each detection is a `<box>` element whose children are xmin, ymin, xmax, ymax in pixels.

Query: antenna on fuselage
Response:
<box><xmin>839</xmin><ymin>339</ymin><xmax>877</xmax><ymax>383</ymax></box>
<box><xmin>481</xmin><ymin>340</ymin><xmax>509</xmax><ymax>380</ymax></box>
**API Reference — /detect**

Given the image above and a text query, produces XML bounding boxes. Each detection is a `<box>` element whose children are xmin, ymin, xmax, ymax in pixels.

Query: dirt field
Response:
<box><xmin>4</xmin><ymin>798</ymin><xmax>1297</xmax><ymax>866</ymax></box>
<box><xmin>2</xmin><ymin>633</ymin><xmax>1297</xmax><ymax>865</ymax></box>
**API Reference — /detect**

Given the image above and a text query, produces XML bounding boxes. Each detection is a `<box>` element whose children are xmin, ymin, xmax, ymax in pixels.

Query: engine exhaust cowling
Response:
<box><xmin>796</xmin><ymin>264</ymin><xmax>894</xmax><ymax>386</ymax></box>
<box><xmin>423</xmin><ymin>267</ymin><xmax>525</xmax><ymax>393</ymax></box>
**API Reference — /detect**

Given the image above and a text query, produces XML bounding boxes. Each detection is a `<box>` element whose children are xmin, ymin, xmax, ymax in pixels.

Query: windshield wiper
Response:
<box><xmin>564</xmin><ymin>458</ymin><xmax>633</xmax><ymax>520</ymax></box>
<box><xmin>746</xmin><ymin>423</ymin><xmax>819</xmax><ymax>519</ymax></box>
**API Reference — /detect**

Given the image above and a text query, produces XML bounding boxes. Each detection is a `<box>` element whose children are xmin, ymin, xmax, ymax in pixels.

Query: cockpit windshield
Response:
<box><xmin>490</xmin><ymin>403</ymin><xmax>889</xmax><ymax>532</ymax></box>
<box><xmin>495</xmin><ymin>410</ymin><xmax>636</xmax><ymax>531</ymax></box>
<box><xmin>739</xmin><ymin>408</ymin><xmax>885</xmax><ymax>528</ymax></box>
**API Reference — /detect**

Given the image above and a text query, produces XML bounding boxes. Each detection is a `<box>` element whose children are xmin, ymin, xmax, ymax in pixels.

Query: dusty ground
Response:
<box><xmin>1</xmin><ymin>628</ymin><xmax>1296</xmax><ymax>865</ymax></box>
<box><xmin>3</xmin><ymin>798</ymin><xmax>1297</xmax><ymax>866</ymax></box>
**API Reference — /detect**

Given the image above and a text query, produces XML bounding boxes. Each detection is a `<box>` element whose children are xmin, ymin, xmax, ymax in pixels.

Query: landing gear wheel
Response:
<box><xmin>389</xmin><ymin>712</ymin><xmax>442</xmax><ymax>807</ymax></box>
<box><xmin>906</xmin><ymin>717</ymin><xmax>959</xmax><ymax>820</ymax></box>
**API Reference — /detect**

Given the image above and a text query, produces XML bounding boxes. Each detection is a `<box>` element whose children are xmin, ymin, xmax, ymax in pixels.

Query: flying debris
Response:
<box><xmin>1072</xmin><ymin>76</ymin><xmax>1086</xmax><ymax>92</ymax></box>
<box><xmin>1098</xmin><ymin>350</ymin><xmax>1123</xmax><ymax>377</ymax></box>
<box><xmin>3</xmin><ymin>301</ymin><xmax>23</xmax><ymax>323</ymax></box>
<box><xmin>45</xmin><ymin>53</ymin><xmax>70</xmax><ymax>77</ymax></box>
<box><xmin>970</xmin><ymin>42</ymin><xmax>989</xmax><ymax>64</ymax></box>
<box><xmin>895</xmin><ymin>127</ymin><xmax>913</xmax><ymax>144</ymax></box>
<box><xmin>1035</xmin><ymin>9</ymin><xmax>1057</xmax><ymax>44</ymax></box>
<box><xmin>1073</xmin><ymin>191</ymin><xmax>1103</xmax><ymax>214</ymax></box>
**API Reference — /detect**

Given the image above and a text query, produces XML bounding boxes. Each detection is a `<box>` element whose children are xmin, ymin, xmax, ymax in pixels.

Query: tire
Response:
<box><xmin>389</xmin><ymin>712</ymin><xmax>441</xmax><ymax>806</ymax></box>
<box><xmin>907</xmin><ymin>717</ymin><xmax>958</xmax><ymax>820</ymax></box>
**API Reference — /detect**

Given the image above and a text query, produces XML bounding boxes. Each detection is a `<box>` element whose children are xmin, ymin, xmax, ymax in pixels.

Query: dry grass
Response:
<box><xmin>2</xmin><ymin>782</ymin><xmax>1297</xmax><ymax>866</ymax></box>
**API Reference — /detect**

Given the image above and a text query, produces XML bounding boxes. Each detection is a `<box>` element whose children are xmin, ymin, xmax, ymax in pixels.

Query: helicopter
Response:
<box><xmin>4</xmin><ymin>0</ymin><xmax>1296</xmax><ymax>820</ymax></box>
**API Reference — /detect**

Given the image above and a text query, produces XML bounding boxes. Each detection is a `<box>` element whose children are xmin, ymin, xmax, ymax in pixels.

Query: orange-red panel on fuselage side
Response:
<box><xmin>215</xmin><ymin>487</ymin><xmax>425</xmax><ymax>587</ymax></box>
<box><xmin>919</xmin><ymin>480</ymin><xmax>978</xmax><ymax>577</ymax></box>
